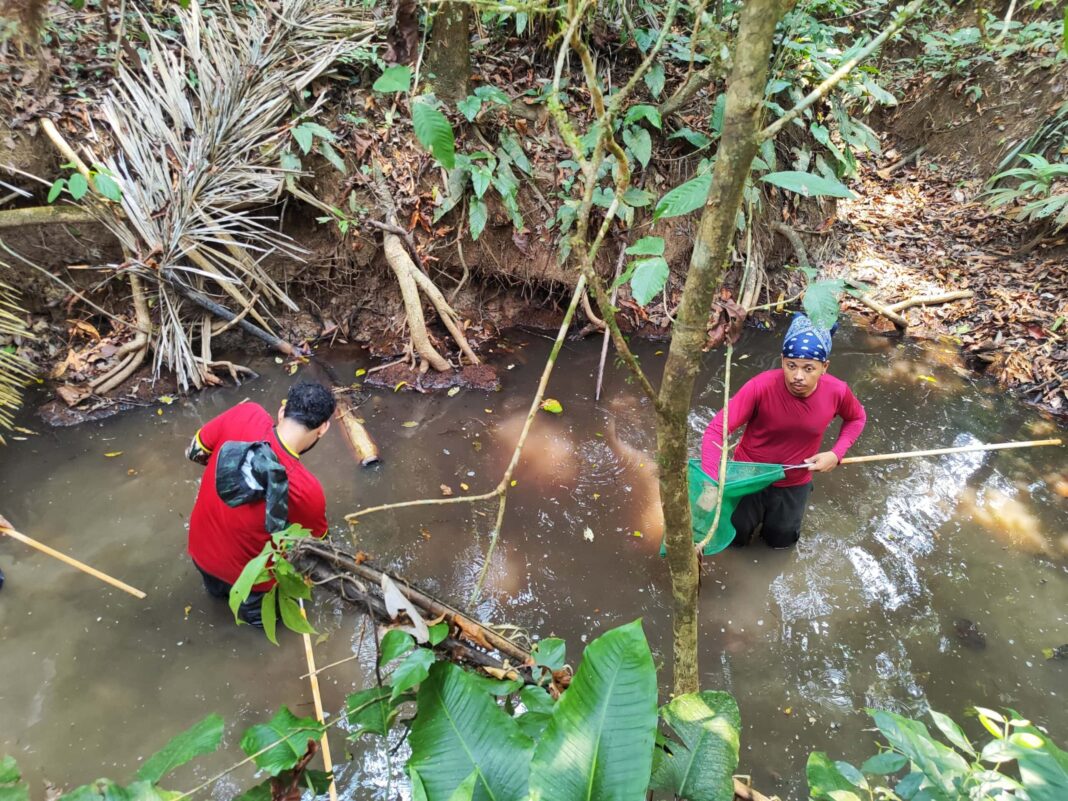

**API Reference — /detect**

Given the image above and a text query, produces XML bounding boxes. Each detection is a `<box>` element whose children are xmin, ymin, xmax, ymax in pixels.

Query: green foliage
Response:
<box><xmin>389</xmin><ymin>647</ymin><xmax>437</xmax><ymax>701</ymax></box>
<box><xmin>408</xmin><ymin>661</ymin><xmax>534</xmax><ymax>801</ymax></box>
<box><xmin>373</xmin><ymin>65</ymin><xmax>412</xmax><ymax>93</ymax></box>
<box><xmin>413</xmin><ymin>99</ymin><xmax>456</xmax><ymax>169</ymax></box>
<box><xmin>0</xmin><ymin>756</ymin><xmax>27</xmax><ymax>801</ymax></box>
<box><xmin>46</xmin><ymin>164</ymin><xmax>123</xmax><ymax>204</ymax></box>
<box><xmin>228</xmin><ymin>524</ymin><xmax>315</xmax><ymax>643</ymax></box>
<box><xmin>380</xmin><ymin>629</ymin><xmax>416</xmax><ymax>666</ymax></box>
<box><xmin>615</xmin><ymin>237</ymin><xmax>669</xmax><ymax>307</ymax></box>
<box><xmin>984</xmin><ymin>153</ymin><xmax>1068</xmax><ymax>233</ymax></box>
<box><xmin>650</xmin><ymin>692</ymin><xmax>741</xmax><ymax>801</ymax></box>
<box><xmin>136</xmin><ymin>715</ymin><xmax>224</xmax><ymax>784</ymax></box>
<box><xmin>240</xmin><ymin>707</ymin><xmax>325</xmax><ymax>777</ymax></box>
<box><xmin>289</xmin><ymin>121</ymin><xmax>346</xmax><ymax>175</ymax></box>
<box><xmin>346</xmin><ymin>687</ymin><xmax>399</xmax><ymax>739</ymax></box>
<box><xmin>653</xmin><ymin>169</ymin><xmax>713</xmax><ymax>221</ymax></box>
<box><xmin>760</xmin><ymin>170</ymin><xmax>854</xmax><ymax>199</ymax></box>
<box><xmin>810</xmin><ymin>707</ymin><xmax>1068</xmax><ymax>801</ymax></box>
<box><xmin>528</xmin><ymin>620</ymin><xmax>657</xmax><ymax>801</ymax></box>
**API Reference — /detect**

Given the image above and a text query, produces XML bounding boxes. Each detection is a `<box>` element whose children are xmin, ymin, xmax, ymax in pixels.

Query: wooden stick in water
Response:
<box><xmin>335</xmin><ymin>397</ymin><xmax>380</xmax><ymax>466</ymax></box>
<box><xmin>0</xmin><ymin>524</ymin><xmax>147</xmax><ymax>599</ymax></box>
<box><xmin>299</xmin><ymin>599</ymin><xmax>338</xmax><ymax>801</ymax></box>
<box><xmin>840</xmin><ymin>438</ymin><xmax>1062</xmax><ymax>465</ymax></box>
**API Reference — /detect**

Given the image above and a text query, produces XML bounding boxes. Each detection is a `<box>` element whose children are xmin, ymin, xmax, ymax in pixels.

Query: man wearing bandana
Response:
<box><xmin>701</xmin><ymin>313</ymin><xmax>866</xmax><ymax>548</ymax></box>
<box><xmin>185</xmin><ymin>381</ymin><xmax>336</xmax><ymax>626</ymax></box>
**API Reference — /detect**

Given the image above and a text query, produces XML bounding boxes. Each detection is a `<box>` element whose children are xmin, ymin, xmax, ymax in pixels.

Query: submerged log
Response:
<box><xmin>289</xmin><ymin>539</ymin><xmax>542</xmax><ymax>682</ymax></box>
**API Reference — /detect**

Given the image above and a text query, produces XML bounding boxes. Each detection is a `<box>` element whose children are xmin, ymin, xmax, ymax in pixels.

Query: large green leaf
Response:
<box><xmin>0</xmin><ymin>756</ymin><xmax>26</xmax><ymax>801</ymax></box>
<box><xmin>528</xmin><ymin>620</ymin><xmax>658</xmax><ymax>801</ymax></box>
<box><xmin>346</xmin><ymin>686</ymin><xmax>398</xmax><ymax>739</ymax></box>
<box><xmin>408</xmin><ymin>661</ymin><xmax>533</xmax><ymax>801</ymax></box>
<box><xmin>1004</xmin><ymin>723</ymin><xmax>1068</xmax><ymax>801</ymax></box>
<box><xmin>806</xmin><ymin>753</ymin><xmax>864</xmax><ymax>801</ymax></box>
<box><xmin>869</xmin><ymin>710</ymin><xmax>969</xmax><ymax>798</ymax></box>
<box><xmin>136</xmin><ymin>714</ymin><xmax>224</xmax><ymax>783</ymax></box>
<box><xmin>374</xmin><ymin>65</ymin><xmax>412</xmax><ymax>93</ymax></box>
<box><xmin>623</xmin><ymin>127</ymin><xmax>652</xmax><ymax>169</ymax></box>
<box><xmin>228</xmin><ymin>545</ymin><xmax>271</xmax><ymax>622</ymax></box>
<box><xmin>801</xmin><ymin>279</ymin><xmax>843</xmax><ymax>330</ymax></box>
<box><xmin>390</xmin><ymin>647</ymin><xmax>435</xmax><ymax>701</ymax></box>
<box><xmin>412</xmin><ymin>101</ymin><xmax>456</xmax><ymax>169</ymax></box>
<box><xmin>629</xmin><ymin>257</ymin><xmax>669</xmax><ymax>306</ymax></box>
<box><xmin>760</xmin><ymin>170</ymin><xmax>854</xmax><ymax>199</ymax></box>
<box><xmin>239</xmin><ymin>707</ymin><xmax>324</xmax><ymax>777</ymax></box>
<box><xmin>649</xmin><ymin>692</ymin><xmax>740</xmax><ymax>801</ymax></box>
<box><xmin>653</xmin><ymin>173</ymin><xmax>712</xmax><ymax>220</ymax></box>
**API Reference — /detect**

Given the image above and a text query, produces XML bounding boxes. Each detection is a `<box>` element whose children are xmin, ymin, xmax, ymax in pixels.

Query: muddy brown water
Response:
<box><xmin>1</xmin><ymin>326</ymin><xmax>1066</xmax><ymax>800</ymax></box>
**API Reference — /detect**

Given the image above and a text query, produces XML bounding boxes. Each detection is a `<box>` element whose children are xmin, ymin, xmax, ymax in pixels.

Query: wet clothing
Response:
<box><xmin>188</xmin><ymin>402</ymin><xmax>327</xmax><ymax>592</ymax></box>
<box><xmin>730</xmin><ymin>482</ymin><xmax>813</xmax><ymax>548</ymax></box>
<box><xmin>701</xmin><ymin>369</ymin><xmax>866</xmax><ymax>488</ymax></box>
<box><xmin>702</xmin><ymin>369</ymin><xmax>865</xmax><ymax>546</ymax></box>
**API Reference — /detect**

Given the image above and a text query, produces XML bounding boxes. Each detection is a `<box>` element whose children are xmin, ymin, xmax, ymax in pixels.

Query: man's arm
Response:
<box><xmin>700</xmin><ymin>378</ymin><xmax>760</xmax><ymax>479</ymax></box>
<box><xmin>830</xmin><ymin>386</ymin><xmax>866</xmax><ymax>461</ymax></box>
<box><xmin>187</xmin><ymin>401</ymin><xmax>260</xmax><ymax>466</ymax></box>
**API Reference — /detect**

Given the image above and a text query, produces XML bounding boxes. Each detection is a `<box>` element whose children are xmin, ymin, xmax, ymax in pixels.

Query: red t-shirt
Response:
<box><xmin>188</xmin><ymin>402</ymin><xmax>327</xmax><ymax>590</ymax></box>
<box><xmin>701</xmin><ymin>369</ymin><xmax>866</xmax><ymax>487</ymax></box>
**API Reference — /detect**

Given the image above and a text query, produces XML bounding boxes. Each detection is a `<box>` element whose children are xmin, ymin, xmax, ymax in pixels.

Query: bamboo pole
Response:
<box><xmin>840</xmin><ymin>438</ymin><xmax>1061</xmax><ymax>465</ymax></box>
<box><xmin>298</xmin><ymin>599</ymin><xmax>338</xmax><ymax>801</ymax></box>
<box><xmin>0</xmin><ymin>524</ymin><xmax>147</xmax><ymax>598</ymax></box>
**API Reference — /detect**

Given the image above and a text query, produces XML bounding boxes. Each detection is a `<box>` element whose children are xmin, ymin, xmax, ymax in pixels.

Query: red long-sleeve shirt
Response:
<box><xmin>701</xmin><ymin>369</ymin><xmax>866</xmax><ymax>487</ymax></box>
<box><xmin>188</xmin><ymin>403</ymin><xmax>328</xmax><ymax>589</ymax></box>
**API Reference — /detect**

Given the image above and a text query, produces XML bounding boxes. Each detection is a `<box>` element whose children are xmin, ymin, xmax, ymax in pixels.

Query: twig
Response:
<box><xmin>758</xmin><ymin>0</ymin><xmax>925</xmax><ymax>142</ymax></box>
<box><xmin>886</xmin><ymin>290</ymin><xmax>974</xmax><ymax>313</ymax></box>
<box><xmin>695</xmin><ymin>341</ymin><xmax>732</xmax><ymax>554</ymax></box>
<box><xmin>595</xmin><ymin>248</ymin><xmax>626</xmax><ymax>401</ymax></box>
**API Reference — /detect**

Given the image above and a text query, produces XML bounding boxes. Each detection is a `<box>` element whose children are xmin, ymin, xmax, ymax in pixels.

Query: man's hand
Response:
<box><xmin>0</xmin><ymin>513</ymin><xmax>12</xmax><ymax>531</ymax></box>
<box><xmin>805</xmin><ymin>451</ymin><xmax>839</xmax><ymax>473</ymax></box>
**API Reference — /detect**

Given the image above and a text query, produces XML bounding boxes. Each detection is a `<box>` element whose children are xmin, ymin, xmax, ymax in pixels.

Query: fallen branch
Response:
<box><xmin>845</xmin><ymin>280</ymin><xmax>908</xmax><ymax>329</ymax></box>
<box><xmin>0</xmin><ymin>205</ymin><xmax>98</xmax><ymax>229</ymax></box>
<box><xmin>289</xmin><ymin>539</ymin><xmax>537</xmax><ymax>673</ymax></box>
<box><xmin>89</xmin><ymin>272</ymin><xmax>150</xmax><ymax>395</ymax></box>
<box><xmin>886</xmin><ymin>290</ymin><xmax>974</xmax><ymax>313</ymax></box>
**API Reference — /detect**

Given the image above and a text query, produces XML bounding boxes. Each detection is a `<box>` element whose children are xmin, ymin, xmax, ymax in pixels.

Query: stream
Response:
<box><xmin>1</xmin><ymin>325</ymin><xmax>1065</xmax><ymax>800</ymax></box>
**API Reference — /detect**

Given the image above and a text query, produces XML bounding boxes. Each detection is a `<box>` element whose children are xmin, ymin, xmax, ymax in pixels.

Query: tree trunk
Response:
<box><xmin>656</xmin><ymin>0</ymin><xmax>785</xmax><ymax>697</ymax></box>
<box><xmin>425</xmin><ymin>1</ymin><xmax>471</xmax><ymax>102</ymax></box>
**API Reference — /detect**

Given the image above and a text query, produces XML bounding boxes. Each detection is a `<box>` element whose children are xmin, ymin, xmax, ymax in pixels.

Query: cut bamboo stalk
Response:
<box><xmin>0</xmin><ymin>524</ymin><xmax>147</xmax><ymax>599</ymax></box>
<box><xmin>840</xmin><ymin>438</ymin><xmax>1061</xmax><ymax>465</ymax></box>
<box><xmin>335</xmin><ymin>397</ymin><xmax>380</xmax><ymax>466</ymax></box>
<box><xmin>298</xmin><ymin>599</ymin><xmax>338</xmax><ymax>801</ymax></box>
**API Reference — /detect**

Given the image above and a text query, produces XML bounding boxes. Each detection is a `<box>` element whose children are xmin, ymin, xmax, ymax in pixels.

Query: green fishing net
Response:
<box><xmin>660</xmin><ymin>459</ymin><xmax>786</xmax><ymax>556</ymax></box>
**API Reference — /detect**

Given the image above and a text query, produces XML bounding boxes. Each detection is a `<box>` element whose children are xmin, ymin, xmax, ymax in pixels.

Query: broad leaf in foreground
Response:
<box><xmin>528</xmin><ymin>620</ymin><xmax>657</xmax><ymax>801</ymax></box>
<box><xmin>650</xmin><ymin>691</ymin><xmax>740</xmax><ymax>801</ymax></box>
<box><xmin>408</xmin><ymin>661</ymin><xmax>533</xmax><ymax>801</ymax></box>
<box><xmin>136</xmin><ymin>714</ymin><xmax>224</xmax><ymax>783</ymax></box>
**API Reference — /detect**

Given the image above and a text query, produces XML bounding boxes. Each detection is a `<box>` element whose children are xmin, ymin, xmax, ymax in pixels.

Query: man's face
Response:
<box><xmin>782</xmin><ymin>356</ymin><xmax>828</xmax><ymax>398</ymax></box>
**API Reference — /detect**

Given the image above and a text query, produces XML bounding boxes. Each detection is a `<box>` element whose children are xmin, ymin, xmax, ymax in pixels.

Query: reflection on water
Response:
<box><xmin>0</xmin><ymin>327</ymin><xmax>1065</xmax><ymax>801</ymax></box>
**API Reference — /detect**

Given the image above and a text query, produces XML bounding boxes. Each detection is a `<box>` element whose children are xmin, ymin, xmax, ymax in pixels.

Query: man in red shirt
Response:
<box><xmin>187</xmin><ymin>381</ymin><xmax>335</xmax><ymax>626</ymax></box>
<box><xmin>701</xmin><ymin>314</ymin><xmax>866</xmax><ymax>548</ymax></box>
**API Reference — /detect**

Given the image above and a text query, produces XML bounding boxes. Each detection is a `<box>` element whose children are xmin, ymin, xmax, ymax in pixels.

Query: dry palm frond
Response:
<box><xmin>0</xmin><ymin>260</ymin><xmax>35</xmax><ymax>444</ymax></box>
<box><xmin>76</xmin><ymin>0</ymin><xmax>380</xmax><ymax>390</ymax></box>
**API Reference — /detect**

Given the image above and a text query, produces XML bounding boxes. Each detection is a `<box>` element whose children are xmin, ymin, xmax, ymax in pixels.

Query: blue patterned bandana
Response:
<box><xmin>782</xmin><ymin>313</ymin><xmax>835</xmax><ymax>362</ymax></box>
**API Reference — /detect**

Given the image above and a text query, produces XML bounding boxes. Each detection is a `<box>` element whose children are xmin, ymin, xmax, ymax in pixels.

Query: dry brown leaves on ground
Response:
<box><xmin>828</xmin><ymin>162</ymin><xmax>1067</xmax><ymax>414</ymax></box>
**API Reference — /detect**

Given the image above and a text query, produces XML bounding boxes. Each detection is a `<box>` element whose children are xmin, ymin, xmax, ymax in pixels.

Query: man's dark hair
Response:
<box><xmin>284</xmin><ymin>381</ymin><xmax>336</xmax><ymax>428</ymax></box>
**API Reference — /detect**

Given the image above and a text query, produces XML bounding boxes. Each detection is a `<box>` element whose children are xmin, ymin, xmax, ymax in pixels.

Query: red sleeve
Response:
<box><xmin>701</xmin><ymin>376</ymin><xmax>761</xmax><ymax>479</ymax></box>
<box><xmin>289</xmin><ymin>479</ymin><xmax>328</xmax><ymax>539</ymax></box>
<box><xmin>830</xmin><ymin>386</ymin><xmax>866</xmax><ymax>462</ymax></box>
<box><xmin>195</xmin><ymin>402</ymin><xmax>268</xmax><ymax>454</ymax></box>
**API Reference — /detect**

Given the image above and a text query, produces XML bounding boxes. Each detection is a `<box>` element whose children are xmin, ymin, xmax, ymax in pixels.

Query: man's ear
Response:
<box><xmin>821</xmin><ymin>361</ymin><xmax>830</xmax><ymax>374</ymax></box>
<box><xmin>318</xmin><ymin>419</ymin><xmax>331</xmax><ymax>437</ymax></box>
